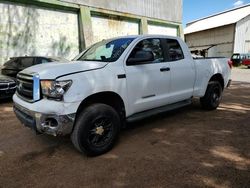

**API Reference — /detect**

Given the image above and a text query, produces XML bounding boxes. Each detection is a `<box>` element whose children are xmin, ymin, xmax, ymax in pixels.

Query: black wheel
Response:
<box><xmin>200</xmin><ymin>81</ymin><xmax>222</xmax><ymax>110</ymax></box>
<box><xmin>71</xmin><ymin>103</ymin><xmax>121</xmax><ymax>156</ymax></box>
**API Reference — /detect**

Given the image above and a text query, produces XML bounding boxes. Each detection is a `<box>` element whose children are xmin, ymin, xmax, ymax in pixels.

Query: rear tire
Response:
<box><xmin>200</xmin><ymin>81</ymin><xmax>222</xmax><ymax>110</ymax></box>
<box><xmin>71</xmin><ymin>103</ymin><xmax>121</xmax><ymax>156</ymax></box>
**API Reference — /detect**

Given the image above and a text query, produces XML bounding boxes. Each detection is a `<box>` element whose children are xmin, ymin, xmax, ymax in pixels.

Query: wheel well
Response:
<box><xmin>209</xmin><ymin>74</ymin><xmax>224</xmax><ymax>90</ymax></box>
<box><xmin>76</xmin><ymin>91</ymin><xmax>126</xmax><ymax>121</ymax></box>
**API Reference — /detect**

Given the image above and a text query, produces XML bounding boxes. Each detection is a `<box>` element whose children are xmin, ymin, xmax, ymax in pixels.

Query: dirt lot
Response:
<box><xmin>231</xmin><ymin>67</ymin><xmax>250</xmax><ymax>83</ymax></box>
<box><xmin>0</xmin><ymin>73</ymin><xmax>250</xmax><ymax>187</ymax></box>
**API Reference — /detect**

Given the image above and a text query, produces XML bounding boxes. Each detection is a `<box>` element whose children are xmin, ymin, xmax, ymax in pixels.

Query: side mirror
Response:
<box><xmin>127</xmin><ymin>50</ymin><xmax>154</xmax><ymax>65</ymax></box>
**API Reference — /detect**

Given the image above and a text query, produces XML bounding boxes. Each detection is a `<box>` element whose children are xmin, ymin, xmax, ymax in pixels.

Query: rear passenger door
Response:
<box><xmin>164</xmin><ymin>39</ymin><xmax>195</xmax><ymax>103</ymax></box>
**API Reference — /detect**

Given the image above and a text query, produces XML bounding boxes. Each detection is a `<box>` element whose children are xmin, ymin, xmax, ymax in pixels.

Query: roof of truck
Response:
<box><xmin>108</xmin><ymin>34</ymin><xmax>180</xmax><ymax>40</ymax></box>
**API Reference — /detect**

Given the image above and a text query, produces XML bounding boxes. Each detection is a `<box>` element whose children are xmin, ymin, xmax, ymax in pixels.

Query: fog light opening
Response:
<box><xmin>45</xmin><ymin>118</ymin><xmax>58</xmax><ymax>127</ymax></box>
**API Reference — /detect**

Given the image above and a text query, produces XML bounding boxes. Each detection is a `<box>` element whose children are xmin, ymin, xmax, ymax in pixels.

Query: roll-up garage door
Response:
<box><xmin>0</xmin><ymin>2</ymin><xmax>79</xmax><ymax>65</ymax></box>
<box><xmin>148</xmin><ymin>24</ymin><xmax>178</xmax><ymax>36</ymax></box>
<box><xmin>91</xmin><ymin>15</ymin><xmax>139</xmax><ymax>44</ymax></box>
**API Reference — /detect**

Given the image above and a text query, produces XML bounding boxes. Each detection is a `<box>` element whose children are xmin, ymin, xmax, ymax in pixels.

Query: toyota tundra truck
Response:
<box><xmin>13</xmin><ymin>35</ymin><xmax>231</xmax><ymax>156</ymax></box>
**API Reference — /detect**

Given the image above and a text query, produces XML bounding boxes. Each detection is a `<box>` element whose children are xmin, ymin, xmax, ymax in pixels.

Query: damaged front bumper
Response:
<box><xmin>13</xmin><ymin>102</ymin><xmax>75</xmax><ymax>136</ymax></box>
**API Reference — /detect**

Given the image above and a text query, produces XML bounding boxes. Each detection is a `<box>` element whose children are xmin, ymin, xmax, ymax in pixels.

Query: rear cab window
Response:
<box><xmin>164</xmin><ymin>39</ymin><xmax>184</xmax><ymax>62</ymax></box>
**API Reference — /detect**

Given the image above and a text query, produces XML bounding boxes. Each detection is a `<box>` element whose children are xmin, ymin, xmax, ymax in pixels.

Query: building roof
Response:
<box><xmin>184</xmin><ymin>4</ymin><xmax>250</xmax><ymax>34</ymax></box>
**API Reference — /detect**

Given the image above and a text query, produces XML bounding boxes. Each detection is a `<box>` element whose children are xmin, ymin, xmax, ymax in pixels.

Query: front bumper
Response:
<box><xmin>13</xmin><ymin>102</ymin><xmax>75</xmax><ymax>136</ymax></box>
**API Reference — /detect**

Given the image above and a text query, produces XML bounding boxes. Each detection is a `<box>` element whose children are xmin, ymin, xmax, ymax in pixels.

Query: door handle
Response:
<box><xmin>160</xmin><ymin>67</ymin><xmax>170</xmax><ymax>72</ymax></box>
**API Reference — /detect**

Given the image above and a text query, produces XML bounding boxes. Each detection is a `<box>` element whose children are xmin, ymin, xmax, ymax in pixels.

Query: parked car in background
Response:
<box><xmin>242</xmin><ymin>57</ymin><xmax>250</xmax><ymax>68</ymax></box>
<box><xmin>231</xmin><ymin>53</ymin><xmax>250</xmax><ymax>67</ymax></box>
<box><xmin>1</xmin><ymin>56</ymin><xmax>68</xmax><ymax>78</ymax></box>
<box><xmin>0</xmin><ymin>75</ymin><xmax>16</xmax><ymax>99</ymax></box>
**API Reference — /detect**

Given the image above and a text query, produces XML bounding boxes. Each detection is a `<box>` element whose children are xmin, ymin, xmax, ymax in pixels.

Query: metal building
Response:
<box><xmin>184</xmin><ymin>4</ymin><xmax>250</xmax><ymax>58</ymax></box>
<box><xmin>0</xmin><ymin>0</ymin><xmax>183</xmax><ymax>65</ymax></box>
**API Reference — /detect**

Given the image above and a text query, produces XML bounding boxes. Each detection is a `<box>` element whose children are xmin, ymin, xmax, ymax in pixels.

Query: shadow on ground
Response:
<box><xmin>0</xmin><ymin>81</ymin><xmax>249</xmax><ymax>187</ymax></box>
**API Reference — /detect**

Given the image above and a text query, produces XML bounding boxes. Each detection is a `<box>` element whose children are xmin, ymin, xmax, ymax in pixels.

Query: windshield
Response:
<box><xmin>3</xmin><ymin>58</ymin><xmax>18</xmax><ymax>68</ymax></box>
<box><xmin>50</xmin><ymin>57</ymin><xmax>69</xmax><ymax>62</ymax></box>
<box><xmin>231</xmin><ymin>54</ymin><xmax>240</xmax><ymax>59</ymax></box>
<box><xmin>76</xmin><ymin>38</ymin><xmax>135</xmax><ymax>62</ymax></box>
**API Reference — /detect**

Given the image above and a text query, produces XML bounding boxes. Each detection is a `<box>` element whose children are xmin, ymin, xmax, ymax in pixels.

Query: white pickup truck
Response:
<box><xmin>13</xmin><ymin>35</ymin><xmax>231</xmax><ymax>156</ymax></box>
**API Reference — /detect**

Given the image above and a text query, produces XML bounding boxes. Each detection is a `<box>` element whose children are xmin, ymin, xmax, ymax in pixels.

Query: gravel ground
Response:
<box><xmin>231</xmin><ymin>67</ymin><xmax>250</xmax><ymax>83</ymax></box>
<box><xmin>0</xmin><ymin>81</ymin><xmax>250</xmax><ymax>187</ymax></box>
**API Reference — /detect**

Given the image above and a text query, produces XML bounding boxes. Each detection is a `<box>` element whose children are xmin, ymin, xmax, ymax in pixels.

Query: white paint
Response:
<box><xmin>91</xmin><ymin>16</ymin><xmax>139</xmax><ymax>44</ymax></box>
<box><xmin>184</xmin><ymin>4</ymin><xmax>250</xmax><ymax>34</ymax></box>
<box><xmin>148</xmin><ymin>24</ymin><xmax>177</xmax><ymax>36</ymax></box>
<box><xmin>14</xmin><ymin>35</ymin><xmax>231</xmax><ymax>119</ymax></box>
<box><xmin>0</xmin><ymin>3</ymin><xmax>79</xmax><ymax>65</ymax></box>
<box><xmin>246</xmin><ymin>41</ymin><xmax>250</xmax><ymax>53</ymax></box>
<box><xmin>234</xmin><ymin>14</ymin><xmax>250</xmax><ymax>53</ymax></box>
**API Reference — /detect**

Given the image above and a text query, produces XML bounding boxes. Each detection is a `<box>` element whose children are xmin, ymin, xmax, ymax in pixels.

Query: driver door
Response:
<box><xmin>124</xmin><ymin>38</ymin><xmax>171</xmax><ymax>115</ymax></box>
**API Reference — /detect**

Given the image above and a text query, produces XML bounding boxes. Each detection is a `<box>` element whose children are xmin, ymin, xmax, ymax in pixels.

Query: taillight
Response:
<box><xmin>228</xmin><ymin>60</ymin><xmax>233</xmax><ymax>69</ymax></box>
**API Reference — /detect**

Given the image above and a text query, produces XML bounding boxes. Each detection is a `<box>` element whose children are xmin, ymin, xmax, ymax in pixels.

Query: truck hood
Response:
<box><xmin>20</xmin><ymin>61</ymin><xmax>107</xmax><ymax>79</ymax></box>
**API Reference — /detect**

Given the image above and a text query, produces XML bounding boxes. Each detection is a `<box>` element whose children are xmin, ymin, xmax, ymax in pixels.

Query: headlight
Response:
<box><xmin>41</xmin><ymin>80</ymin><xmax>72</xmax><ymax>100</ymax></box>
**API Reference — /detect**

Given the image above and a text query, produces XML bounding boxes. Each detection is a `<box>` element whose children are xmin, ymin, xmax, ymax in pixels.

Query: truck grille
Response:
<box><xmin>16</xmin><ymin>73</ymin><xmax>40</xmax><ymax>102</ymax></box>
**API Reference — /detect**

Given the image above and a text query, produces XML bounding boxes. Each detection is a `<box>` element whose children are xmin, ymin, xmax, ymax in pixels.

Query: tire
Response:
<box><xmin>71</xmin><ymin>103</ymin><xmax>121</xmax><ymax>156</ymax></box>
<box><xmin>200</xmin><ymin>81</ymin><xmax>222</xmax><ymax>110</ymax></box>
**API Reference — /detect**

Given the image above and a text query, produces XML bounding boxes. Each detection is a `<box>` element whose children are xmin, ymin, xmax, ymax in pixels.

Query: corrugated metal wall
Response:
<box><xmin>61</xmin><ymin>0</ymin><xmax>182</xmax><ymax>23</ymax></box>
<box><xmin>234</xmin><ymin>14</ymin><xmax>250</xmax><ymax>53</ymax></box>
<box><xmin>185</xmin><ymin>24</ymin><xmax>235</xmax><ymax>57</ymax></box>
<box><xmin>0</xmin><ymin>2</ymin><xmax>79</xmax><ymax>65</ymax></box>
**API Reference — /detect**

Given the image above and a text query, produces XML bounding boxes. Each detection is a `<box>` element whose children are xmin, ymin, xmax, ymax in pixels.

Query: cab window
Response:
<box><xmin>128</xmin><ymin>38</ymin><xmax>164</xmax><ymax>64</ymax></box>
<box><xmin>166</xmin><ymin>39</ymin><xmax>184</xmax><ymax>61</ymax></box>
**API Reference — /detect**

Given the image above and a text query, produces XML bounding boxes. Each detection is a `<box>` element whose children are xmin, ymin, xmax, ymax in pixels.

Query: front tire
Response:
<box><xmin>71</xmin><ymin>103</ymin><xmax>121</xmax><ymax>156</ymax></box>
<box><xmin>200</xmin><ymin>81</ymin><xmax>222</xmax><ymax>110</ymax></box>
